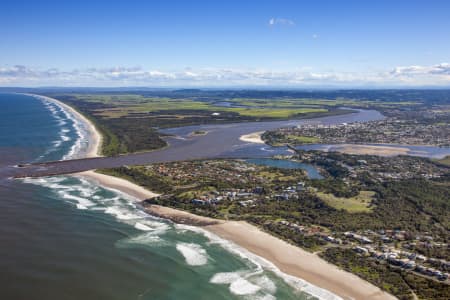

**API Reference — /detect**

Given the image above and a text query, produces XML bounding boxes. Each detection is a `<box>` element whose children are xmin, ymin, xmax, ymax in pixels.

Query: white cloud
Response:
<box><xmin>390</xmin><ymin>63</ymin><xmax>450</xmax><ymax>76</ymax></box>
<box><xmin>268</xmin><ymin>18</ymin><xmax>295</xmax><ymax>26</ymax></box>
<box><xmin>312</xmin><ymin>34</ymin><xmax>318</xmax><ymax>39</ymax></box>
<box><xmin>1</xmin><ymin>63</ymin><xmax>449</xmax><ymax>87</ymax></box>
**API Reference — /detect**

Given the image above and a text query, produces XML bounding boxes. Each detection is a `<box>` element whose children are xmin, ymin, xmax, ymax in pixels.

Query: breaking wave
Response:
<box><xmin>21</xmin><ymin>94</ymin><xmax>342</xmax><ymax>300</ymax></box>
<box><xmin>176</xmin><ymin>242</ymin><xmax>209</xmax><ymax>266</ymax></box>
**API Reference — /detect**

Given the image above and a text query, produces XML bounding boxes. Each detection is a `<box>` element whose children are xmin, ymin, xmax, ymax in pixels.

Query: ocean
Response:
<box><xmin>0</xmin><ymin>93</ymin><xmax>335</xmax><ymax>300</ymax></box>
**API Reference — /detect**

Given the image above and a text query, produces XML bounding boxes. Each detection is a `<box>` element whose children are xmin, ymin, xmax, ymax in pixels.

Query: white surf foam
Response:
<box><xmin>121</xmin><ymin>232</ymin><xmax>164</xmax><ymax>246</ymax></box>
<box><xmin>35</xmin><ymin>94</ymin><xmax>90</xmax><ymax>160</ymax></box>
<box><xmin>252</xmin><ymin>275</ymin><xmax>277</xmax><ymax>294</ymax></box>
<box><xmin>175</xmin><ymin>224</ymin><xmax>342</xmax><ymax>300</ymax></box>
<box><xmin>61</xmin><ymin>193</ymin><xmax>96</xmax><ymax>208</ymax></box>
<box><xmin>134</xmin><ymin>222</ymin><xmax>153</xmax><ymax>231</ymax></box>
<box><xmin>23</xmin><ymin>94</ymin><xmax>342</xmax><ymax>300</ymax></box>
<box><xmin>230</xmin><ymin>277</ymin><xmax>261</xmax><ymax>295</ymax></box>
<box><xmin>176</xmin><ymin>242</ymin><xmax>209</xmax><ymax>266</ymax></box>
<box><xmin>210</xmin><ymin>271</ymin><xmax>278</xmax><ymax>297</ymax></box>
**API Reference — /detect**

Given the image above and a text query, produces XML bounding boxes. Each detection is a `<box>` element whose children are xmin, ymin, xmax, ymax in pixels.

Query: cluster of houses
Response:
<box><xmin>345</xmin><ymin>156</ymin><xmax>447</xmax><ymax>181</ymax></box>
<box><xmin>339</xmin><ymin>229</ymin><xmax>450</xmax><ymax>282</ymax></box>
<box><xmin>344</xmin><ymin>231</ymin><xmax>373</xmax><ymax>244</ymax></box>
<box><xmin>353</xmin><ymin>245</ymin><xmax>449</xmax><ymax>282</ymax></box>
<box><xmin>274</xmin><ymin>182</ymin><xmax>305</xmax><ymax>201</ymax></box>
<box><xmin>278</xmin><ymin>117</ymin><xmax>450</xmax><ymax>147</ymax></box>
<box><xmin>277</xmin><ymin>220</ymin><xmax>325</xmax><ymax>236</ymax></box>
<box><xmin>190</xmin><ymin>182</ymin><xmax>307</xmax><ymax>206</ymax></box>
<box><xmin>271</xmin><ymin>219</ymin><xmax>450</xmax><ymax>283</ymax></box>
<box><xmin>149</xmin><ymin>160</ymin><xmax>261</xmax><ymax>186</ymax></box>
<box><xmin>295</xmin><ymin>146</ymin><xmax>447</xmax><ymax>182</ymax></box>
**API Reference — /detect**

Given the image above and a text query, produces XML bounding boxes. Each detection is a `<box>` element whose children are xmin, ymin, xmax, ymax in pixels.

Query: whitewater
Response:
<box><xmin>18</xmin><ymin>94</ymin><xmax>342</xmax><ymax>300</ymax></box>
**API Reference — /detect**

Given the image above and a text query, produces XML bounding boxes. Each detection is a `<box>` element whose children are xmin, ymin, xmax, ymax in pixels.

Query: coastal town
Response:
<box><xmin>3</xmin><ymin>2</ymin><xmax>450</xmax><ymax>300</ymax></box>
<box><xmin>262</xmin><ymin>105</ymin><xmax>450</xmax><ymax>147</ymax></box>
<box><xmin>4</xmin><ymin>90</ymin><xmax>448</xmax><ymax>300</ymax></box>
<box><xmin>102</xmin><ymin>145</ymin><xmax>450</xmax><ymax>299</ymax></box>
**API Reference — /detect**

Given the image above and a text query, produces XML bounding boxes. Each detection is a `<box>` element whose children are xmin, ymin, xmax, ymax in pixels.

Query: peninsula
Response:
<box><xmin>8</xmin><ymin>91</ymin><xmax>450</xmax><ymax>300</ymax></box>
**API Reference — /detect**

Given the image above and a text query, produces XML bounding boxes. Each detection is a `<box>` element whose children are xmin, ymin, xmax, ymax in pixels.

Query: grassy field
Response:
<box><xmin>229</xmin><ymin>98</ymin><xmax>421</xmax><ymax>109</ymax></box>
<box><xmin>57</xmin><ymin>93</ymin><xmax>409</xmax><ymax>155</ymax></box>
<box><xmin>68</xmin><ymin>94</ymin><xmax>334</xmax><ymax>119</ymax></box>
<box><xmin>437</xmin><ymin>155</ymin><xmax>450</xmax><ymax>166</ymax></box>
<box><xmin>316</xmin><ymin>190</ymin><xmax>375</xmax><ymax>213</ymax></box>
<box><xmin>67</xmin><ymin>93</ymin><xmax>421</xmax><ymax>120</ymax></box>
<box><xmin>286</xmin><ymin>135</ymin><xmax>320</xmax><ymax>144</ymax></box>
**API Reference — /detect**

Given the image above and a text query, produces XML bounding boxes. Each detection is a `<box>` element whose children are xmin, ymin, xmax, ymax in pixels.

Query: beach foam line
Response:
<box><xmin>22</xmin><ymin>171</ymin><xmax>329</xmax><ymax>299</ymax></box>
<box><xmin>21</xmin><ymin>93</ymin><xmax>351</xmax><ymax>299</ymax></box>
<box><xmin>175</xmin><ymin>223</ymin><xmax>342</xmax><ymax>300</ymax></box>
<box><xmin>26</xmin><ymin>93</ymin><xmax>101</xmax><ymax>159</ymax></box>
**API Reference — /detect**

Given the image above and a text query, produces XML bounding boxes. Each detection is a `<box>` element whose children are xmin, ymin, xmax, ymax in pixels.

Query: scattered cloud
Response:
<box><xmin>312</xmin><ymin>34</ymin><xmax>319</xmax><ymax>39</ymax></box>
<box><xmin>1</xmin><ymin>63</ymin><xmax>449</xmax><ymax>87</ymax></box>
<box><xmin>390</xmin><ymin>63</ymin><xmax>450</xmax><ymax>76</ymax></box>
<box><xmin>268</xmin><ymin>18</ymin><xmax>295</xmax><ymax>26</ymax></box>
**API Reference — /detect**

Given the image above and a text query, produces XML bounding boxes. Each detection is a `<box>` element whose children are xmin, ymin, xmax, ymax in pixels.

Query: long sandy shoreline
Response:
<box><xmin>145</xmin><ymin>205</ymin><xmax>396</xmax><ymax>300</ymax></box>
<box><xmin>46</xmin><ymin>94</ymin><xmax>396</xmax><ymax>300</ymax></box>
<box><xmin>31</xmin><ymin>94</ymin><xmax>102</xmax><ymax>158</ymax></box>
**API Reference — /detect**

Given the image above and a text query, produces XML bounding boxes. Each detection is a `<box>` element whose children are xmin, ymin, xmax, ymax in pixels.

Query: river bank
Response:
<box><xmin>44</xmin><ymin>94</ymin><xmax>396</xmax><ymax>300</ymax></box>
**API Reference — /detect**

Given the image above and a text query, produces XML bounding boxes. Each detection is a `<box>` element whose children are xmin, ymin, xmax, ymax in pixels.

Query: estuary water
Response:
<box><xmin>0</xmin><ymin>93</ymin><xmax>337</xmax><ymax>300</ymax></box>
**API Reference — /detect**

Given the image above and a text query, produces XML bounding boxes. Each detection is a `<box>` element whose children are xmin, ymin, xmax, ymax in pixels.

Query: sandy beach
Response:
<box><xmin>53</xmin><ymin>95</ymin><xmax>396</xmax><ymax>300</ymax></box>
<box><xmin>38</xmin><ymin>95</ymin><xmax>159</xmax><ymax>200</ymax></box>
<box><xmin>239</xmin><ymin>131</ymin><xmax>265</xmax><ymax>144</ymax></box>
<box><xmin>329</xmin><ymin>144</ymin><xmax>410</xmax><ymax>157</ymax></box>
<box><xmin>31</xmin><ymin>94</ymin><xmax>102</xmax><ymax>158</ymax></box>
<box><xmin>145</xmin><ymin>204</ymin><xmax>396</xmax><ymax>300</ymax></box>
<box><xmin>78</xmin><ymin>171</ymin><xmax>160</xmax><ymax>200</ymax></box>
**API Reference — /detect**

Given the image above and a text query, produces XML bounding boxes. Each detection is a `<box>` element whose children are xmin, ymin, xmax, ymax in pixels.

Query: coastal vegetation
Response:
<box><xmin>102</xmin><ymin>153</ymin><xmax>450</xmax><ymax>239</ymax></box>
<box><xmin>41</xmin><ymin>90</ymin><xmax>431</xmax><ymax>155</ymax></box>
<box><xmin>98</xmin><ymin>150</ymin><xmax>450</xmax><ymax>299</ymax></box>
<box><xmin>438</xmin><ymin>156</ymin><xmax>450</xmax><ymax>167</ymax></box>
<box><xmin>320</xmin><ymin>248</ymin><xmax>450</xmax><ymax>300</ymax></box>
<box><xmin>316</xmin><ymin>190</ymin><xmax>375</xmax><ymax>213</ymax></box>
<box><xmin>44</xmin><ymin>90</ymin><xmax>450</xmax><ymax>298</ymax></box>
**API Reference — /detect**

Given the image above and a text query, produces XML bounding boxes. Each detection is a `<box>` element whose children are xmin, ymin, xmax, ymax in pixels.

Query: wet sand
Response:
<box><xmin>79</xmin><ymin>171</ymin><xmax>160</xmax><ymax>200</ymax></box>
<box><xmin>10</xmin><ymin>95</ymin><xmax>397</xmax><ymax>299</ymax></box>
<box><xmin>239</xmin><ymin>131</ymin><xmax>265</xmax><ymax>144</ymax></box>
<box><xmin>145</xmin><ymin>205</ymin><xmax>396</xmax><ymax>300</ymax></box>
<box><xmin>29</xmin><ymin>94</ymin><xmax>102</xmax><ymax>158</ymax></box>
<box><xmin>330</xmin><ymin>144</ymin><xmax>410</xmax><ymax>156</ymax></box>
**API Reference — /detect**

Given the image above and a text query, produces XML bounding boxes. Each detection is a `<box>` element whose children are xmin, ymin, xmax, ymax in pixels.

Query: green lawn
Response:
<box><xmin>74</xmin><ymin>94</ymin><xmax>330</xmax><ymax>119</ymax></box>
<box><xmin>286</xmin><ymin>135</ymin><xmax>320</xmax><ymax>144</ymax></box>
<box><xmin>317</xmin><ymin>190</ymin><xmax>375</xmax><ymax>213</ymax></box>
<box><xmin>437</xmin><ymin>156</ymin><xmax>450</xmax><ymax>166</ymax></box>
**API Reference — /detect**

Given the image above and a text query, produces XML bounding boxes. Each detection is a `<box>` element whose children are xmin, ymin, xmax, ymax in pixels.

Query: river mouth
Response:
<box><xmin>1</xmin><ymin>93</ymin><xmax>329</xmax><ymax>300</ymax></box>
<box><xmin>1</xmin><ymin>108</ymin><xmax>386</xmax><ymax>179</ymax></box>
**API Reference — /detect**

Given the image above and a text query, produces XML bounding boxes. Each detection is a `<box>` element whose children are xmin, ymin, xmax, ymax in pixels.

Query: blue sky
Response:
<box><xmin>1</xmin><ymin>0</ymin><xmax>450</xmax><ymax>87</ymax></box>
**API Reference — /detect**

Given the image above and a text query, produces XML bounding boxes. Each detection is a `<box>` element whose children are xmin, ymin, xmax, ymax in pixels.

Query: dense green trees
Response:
<box><xmin>321</xmin><ymin>248</ymin><xmax>450</xmax><ymax>300</ymax></box>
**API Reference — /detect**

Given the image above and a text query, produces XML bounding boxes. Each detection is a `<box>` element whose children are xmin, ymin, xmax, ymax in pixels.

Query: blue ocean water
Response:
<box><xmin>0</xmin><ymin>93</ymin><xmax>334</xmax><ymax>300</ymax></box>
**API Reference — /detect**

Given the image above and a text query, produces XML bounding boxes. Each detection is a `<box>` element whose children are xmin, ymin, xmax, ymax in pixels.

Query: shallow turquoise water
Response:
<box><xmin>0</xmin><ymin>93</ymin><xmax>332</xmax><ymax>300</ymax></box>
